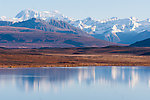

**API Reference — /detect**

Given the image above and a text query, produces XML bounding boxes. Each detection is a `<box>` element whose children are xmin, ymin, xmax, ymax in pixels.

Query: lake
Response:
<box><xmin>0</xmin><ymin>66</ymin><xmax>150</xmax><ymax>100</ymax></box>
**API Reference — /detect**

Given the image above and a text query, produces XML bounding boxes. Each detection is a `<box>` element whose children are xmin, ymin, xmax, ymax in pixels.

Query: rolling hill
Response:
<box><xmin>130</xmin><ymin>38</ymin><xmax>150</xmax><ymax>47</ymax></box>
<box><xmin>0</xmin><ymin>26</ymin><xmax>115</xmax><ymax>48</ymax></box>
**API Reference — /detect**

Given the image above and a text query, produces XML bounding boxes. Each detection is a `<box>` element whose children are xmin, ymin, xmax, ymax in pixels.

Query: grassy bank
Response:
<box><xmin>0</xmin><ymin>46</ymin><xmax>150</xmax><ymax>68</ymax></box>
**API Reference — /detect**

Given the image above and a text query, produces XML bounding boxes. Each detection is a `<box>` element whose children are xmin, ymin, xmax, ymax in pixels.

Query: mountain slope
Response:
<box><xmin>117</xmin><ymin>30</ymin><xmax>150</xmax><ymax>44</ymax></box>
<box><xmin>0</xmin><ymin>21</ymin><xmax>12</xmax><ymax>26</ymax></box>
<box><xmin>47</xmin><ymin>19</ymin><xmax>88</xmax><ymax>36</ymax></box>
<box><xmin>13</xmin><ymin>10</ymin><xmax>150</xmax><ymax>43</ymax></box>
<box><xmin>11</xmin><ymin>18</ymin><xmax>88</xmax><ymax>36</ymax></box>
<box><xmin>0</xmin><ymin>26</ymin><xmax>116</xmax><ymax>48</ymax></box>
<box><xmin>133</xmin><ymin>31</ymin><xmax>150</xmax><ymax>42</ymax></box>
<box><xmin>70</xmin><ymin>17</ymin><xmax>142</xmax><ymax>43</ymax></box>
<box><xmin>130</xmin><ymin>38</ymin><xmax>150</xmax><ymax>47</ymax></box>
<box><xmin>2</xmin><ymin>9</ymin><xmax>150</xmax><ymax>44</ymax></box>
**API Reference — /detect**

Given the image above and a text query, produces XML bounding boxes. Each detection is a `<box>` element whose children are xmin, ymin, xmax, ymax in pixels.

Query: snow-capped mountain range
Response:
<box><xmin>1</xmin><ymin>9</ymin><xmax>150</xmax><ymax>44</ymax></box>
<box><xmin>0</xmin><ymin>9</ymin><xmax>74</xmax><ymax>22</ymax></box>
<box><xmin>70</xmin><ymin>17</ymin><xmax>150</xmax><ymax>43</ymax></box>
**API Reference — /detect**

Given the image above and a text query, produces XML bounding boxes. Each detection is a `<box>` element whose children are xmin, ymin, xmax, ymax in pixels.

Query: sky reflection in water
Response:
<box><xmin>0</xmin><ymin>66</ymin><xmax>150</xmax><ymax>100</ymax></box>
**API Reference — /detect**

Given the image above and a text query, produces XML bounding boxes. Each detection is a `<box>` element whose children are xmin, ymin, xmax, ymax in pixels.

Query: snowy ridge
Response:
<box><xmin>1</xmin><ymin>9</ymin><xmax>150</xmax><ymax>43</ymax></box>
<box><xmin>69</xmin><ymin>16</ymin><xmax>150</xmax><ymax>42</ymax></box>
<box><xmin>15</xmin><ymin>9</ymin><xmax>73</xmax><ymax>22</ymax></box>
<box><xmin>0</xmin><ymin>9</ymin><xmax>74</xmax><ymax>22</ymax></box>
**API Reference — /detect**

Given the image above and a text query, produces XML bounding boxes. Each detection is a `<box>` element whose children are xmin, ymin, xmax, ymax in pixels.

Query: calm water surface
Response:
<box><xmin>0</xmin><ymin>66</ymin><xmax>150</xmax><ymax>100</ymax></box>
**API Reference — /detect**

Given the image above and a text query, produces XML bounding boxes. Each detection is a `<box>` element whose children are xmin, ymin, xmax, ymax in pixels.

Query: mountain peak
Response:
<box><xmin>14</xmin><ymin>9</ymin><xmax>69</xmax><ymax>21</ymax></box>
<box><xmin>15</xmin><ymin>9</ymin><xmax>38</xmax><ymax>20</ymax></box>
<box><xmin>85</xmin><ymin>17</ymin><xmax>92</xmax><ymax>20</ymax></box>
<box><xmin>129</xmin><ymin>17</ymin><xmax>138</xmax><ymax>21</ymax></box>
<box><xmin>0</xmin><ymin>16</ymin><xmax>7</xmax><ymax>21</ymax></box>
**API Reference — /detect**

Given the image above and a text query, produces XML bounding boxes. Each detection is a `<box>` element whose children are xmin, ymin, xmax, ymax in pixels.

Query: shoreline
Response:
<box><xmin>0</xmin><ymin>47</ymin><xmax>150</xmax><ymax>68</ymax></box>
<box><xmin>0</xmin><ymin>66</ymin><xmax>150</xmax><ymax>69</ymax></box>
<box><xmin>0</xmin><ymin>54</ymin><xmax>150</xmax><ymax>68</ymax></box>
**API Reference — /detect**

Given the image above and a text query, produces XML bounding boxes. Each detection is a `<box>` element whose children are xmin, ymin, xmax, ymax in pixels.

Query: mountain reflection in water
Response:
<box><xmin>0</xmin><ymin>66</ymin><xmax>150</xmax><ymax>100</ymax></box>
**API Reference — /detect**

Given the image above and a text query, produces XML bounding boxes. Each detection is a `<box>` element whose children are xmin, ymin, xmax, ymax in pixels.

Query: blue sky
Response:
<box><xmin>0</xmin><ymin>0</ymin><xmax>150</xmax><ymax>20</ymax></box>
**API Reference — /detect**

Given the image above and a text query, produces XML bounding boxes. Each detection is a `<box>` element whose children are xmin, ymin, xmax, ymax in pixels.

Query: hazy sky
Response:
<box><xmin>0</xmin><ymin>0</ymin><xmax>150</xmax><ymax>20</ymax></box>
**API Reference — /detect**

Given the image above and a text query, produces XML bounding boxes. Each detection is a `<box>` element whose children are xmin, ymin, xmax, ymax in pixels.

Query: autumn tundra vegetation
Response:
<box><xmin>0</xmin><ymin>46</ymin><xmax>150</xmax><ymax>68</ymax></box>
